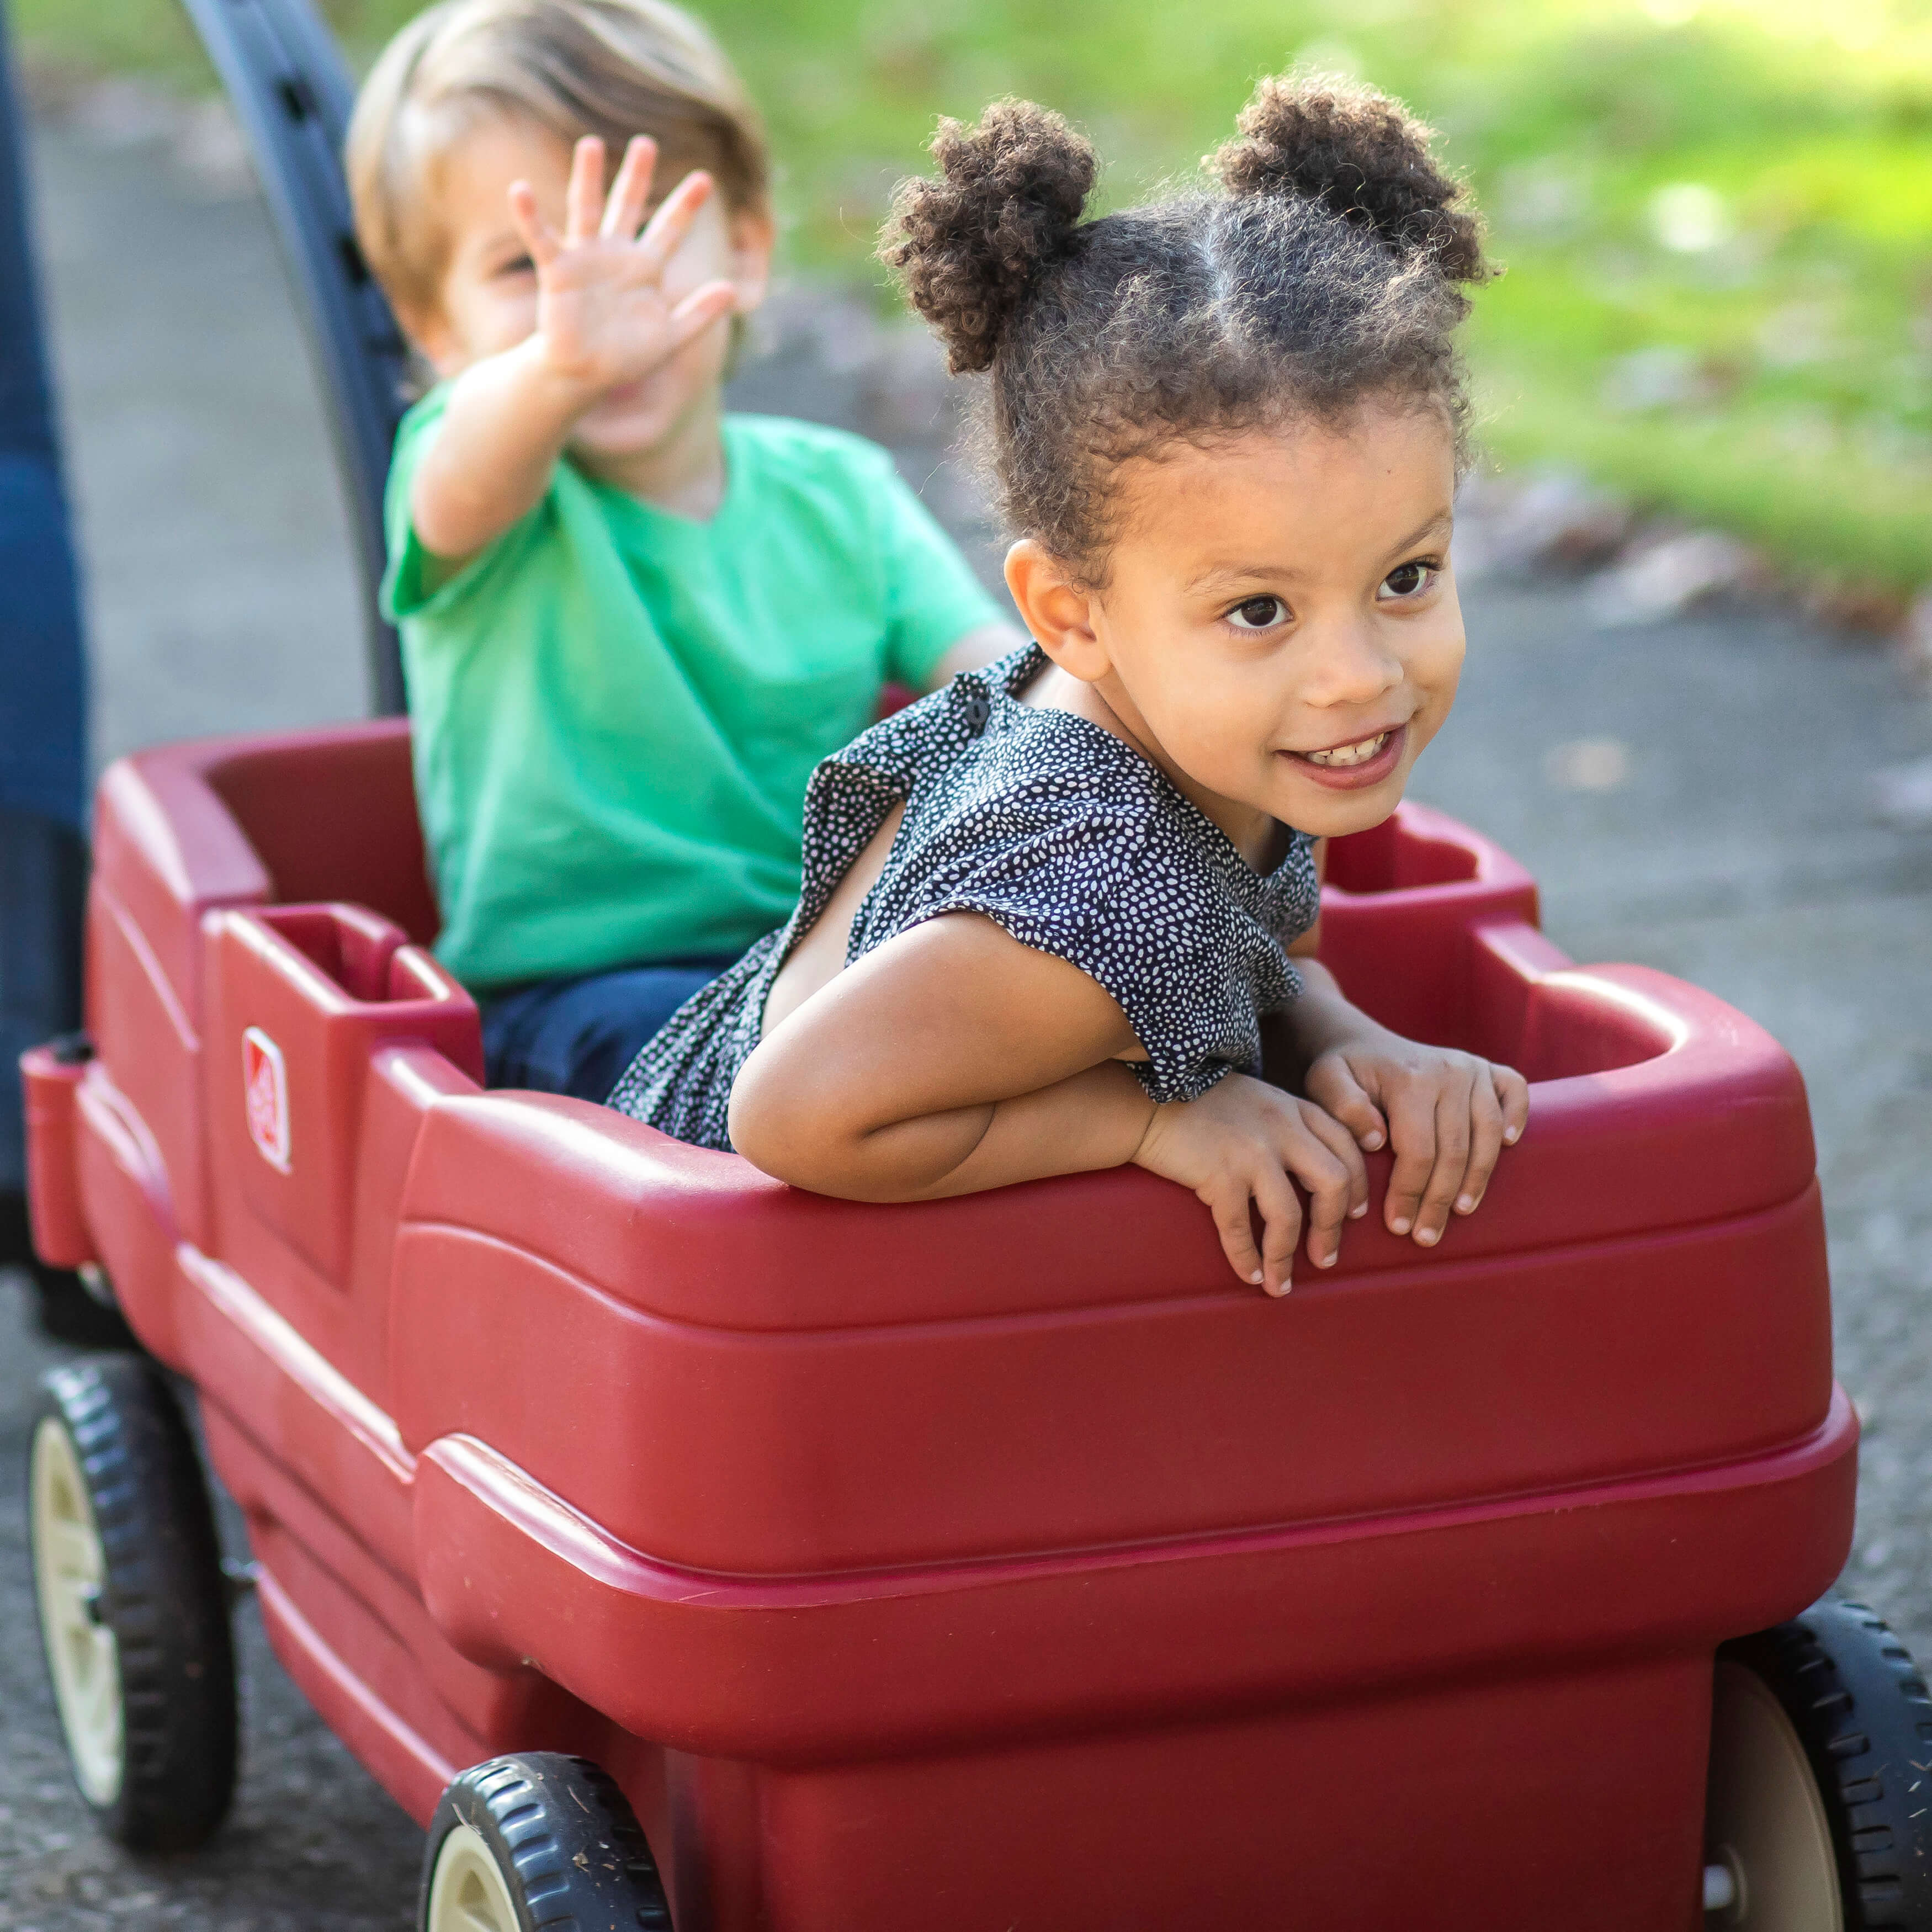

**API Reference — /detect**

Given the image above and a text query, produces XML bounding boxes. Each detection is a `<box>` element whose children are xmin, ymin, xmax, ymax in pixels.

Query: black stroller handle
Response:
<box><xmin>177</xmin><ymin>0</ymin><xmax>411</xmax><ymax>715</ymax></box>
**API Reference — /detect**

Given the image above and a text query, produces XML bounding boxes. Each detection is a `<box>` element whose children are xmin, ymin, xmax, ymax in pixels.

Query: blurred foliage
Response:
<box><xmin>16</xmin><ymin>0</ymin><xmax>1932</xmax><ymax>587</ymax></box>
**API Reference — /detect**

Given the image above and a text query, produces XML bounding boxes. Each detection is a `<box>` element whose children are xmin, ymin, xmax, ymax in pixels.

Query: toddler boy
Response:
<box><xmin>347</xmin><ymin>0</ymin><xmax>1015</xmax><ymax>1098</ymax></box>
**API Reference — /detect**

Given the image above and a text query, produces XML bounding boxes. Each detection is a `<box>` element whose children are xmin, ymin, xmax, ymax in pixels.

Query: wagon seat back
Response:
<box><xmin>68</xmin><ymin>720</ymin><xmax>473</xmax><ymax>1414</ymax></box>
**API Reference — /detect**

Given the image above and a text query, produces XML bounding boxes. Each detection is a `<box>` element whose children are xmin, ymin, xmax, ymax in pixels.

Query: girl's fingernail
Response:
<box><xmin>1456</xmin><ymin>1193</ymin><xmax>1475</xmax><ymax>1213</ymax></box>
<box><xmin>1349</xmin><ymin>1202</ymin><xmax>1368</xmax><ymax>1219</ymax></box>
<box><xmin>1416</xmin><ymin>1225</ymin><xmax>1440</xmax><ymax>1246</ymax></box>
<box><xmin>1504</xmin><ymin>1126</ymin><xmax>1520</xmax><ymax>1143</ymax></box>
<box><xmin>1363</xmin><ymin>1132</ymin><xmax>1385</xmax><ymax>1150</ymax></box>
<box><xmin>1318</xmin><ymin>1250</ymin><xmax>1336</xmax><ymax>1267</ymax></box>
<box><xmin>1390</xmin><ymin>1217</ymin><xmax>1411</xmax><ymax>1235</ymax></box>
<box><xmin>1249</xmin><ymin>1270</ymin><xmax>1265</xmax><ymax>1285</ymax></box>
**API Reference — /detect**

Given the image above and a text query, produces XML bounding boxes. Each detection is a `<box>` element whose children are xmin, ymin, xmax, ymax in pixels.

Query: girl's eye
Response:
<box><xmin>1227</xmin><ymin>595</ymin><xmax>1288</xmax><ymax>631</ymax></box>
<box><xmin>1380</xmin><ymin>560</ymin><xmax>1438</xmax><ymax>602</ymax></box>
<box><xmin>496</xmin><ymin>255</ymin><xmax>537</xmax><ymax>279</ymax></box>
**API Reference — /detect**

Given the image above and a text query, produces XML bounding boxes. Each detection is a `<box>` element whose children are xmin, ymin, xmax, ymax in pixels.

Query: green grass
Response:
<box><xmin>18</xmin><ymin>0</ymin><xmax>1932</xmax><ymax>591</ymax></box>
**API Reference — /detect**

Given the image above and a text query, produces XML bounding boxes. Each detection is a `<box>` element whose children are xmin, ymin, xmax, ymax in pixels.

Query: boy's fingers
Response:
<box><xmin>635</xmin><ymin>169</ymin><xmax>716</xmax><ymax>275</ymax></box>
<box><xmin>1410</xmin><ymin>1079</ymin><xmax>1474</xmax><ymax>1246</ymax></box>
<box><xmin>565</xmin><ymin>135</ymin><xmax>605</xmax><ymax>243</ymax></box>
<box><xmin>1496</xmin><ymin>1064</ymin><xmax>1531</xmax><ymax>1145</ymax></box>
<box><xmin>602</xmin><ymin>134</ymin><xmax>659</xmax><ymax>240</ymax></box>
<box><xmin>1381</xmin><ymin>1087</ymin><xmax>1438</xmax><ymax>1238</ymax></box>
<box><xmin>1204</xmin><ymin>1180</ymin><xmax>1268</xmax><ymax>1293</ymax></box>
<box><xmin>665</xmin><ymin>279</ymin><xmax>739</xmax><ymax>347</ymax></box>
<box><xmin>1305</xmin><ymin>1058</ymin><xmax>1386</xmax><ymax>1152</ymax></box>
<box><xmin>1454</xmin><ymin>1070</ymin><xmax>1507</xmax><ymax>1216</ymax></box>
<box><xmin>1252</xmin><ymin>1165</ymin><xmax>1302</xmax><ymax>1297</ymax></box>
<box><xmin>506</xmin><ymin>182</ymin><xmax>561</xmax><ymax>268</ymax></box>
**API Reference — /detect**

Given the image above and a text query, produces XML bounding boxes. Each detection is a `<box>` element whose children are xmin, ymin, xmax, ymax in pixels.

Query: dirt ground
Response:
<box><xmin>3</xmin><ymin>99</ymin><xmax>1930</xmax><ymax>1929</ymax></box>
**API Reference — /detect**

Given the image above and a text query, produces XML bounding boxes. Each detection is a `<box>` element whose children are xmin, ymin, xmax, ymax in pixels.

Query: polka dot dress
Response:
<box><xmin>606</xmin><ymin>644</ymin><xmax>1321</xmax><ymax>1148</ymax></box>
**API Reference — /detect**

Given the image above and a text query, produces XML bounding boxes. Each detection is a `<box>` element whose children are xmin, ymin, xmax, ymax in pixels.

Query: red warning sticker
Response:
<box><xmin>242</xmin><ymin>1027</ymin><xmax>291</xmax><ymax>1172</ymax></box>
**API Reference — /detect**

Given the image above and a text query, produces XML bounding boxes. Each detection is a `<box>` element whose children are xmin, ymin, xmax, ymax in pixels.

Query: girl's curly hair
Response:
<box><xmin>880</xmin><ymin>76</ymin><xmax>1490</xmax><ymax>582</ymax></box>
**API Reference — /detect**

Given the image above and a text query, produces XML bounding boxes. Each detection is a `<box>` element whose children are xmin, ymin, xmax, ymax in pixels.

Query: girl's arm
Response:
<box><xmin>411</xmin><ymin>139</ymin><xmax>737</xmax><ymax>562</ymax></box>
<box><xmin>729</xmin><ymin>911</ymin><xmax>1366</xmax><ymax>1297</ymax></box>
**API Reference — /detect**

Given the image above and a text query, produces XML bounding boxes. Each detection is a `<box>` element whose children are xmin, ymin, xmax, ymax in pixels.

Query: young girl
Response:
<box><xmin>346</xmin><ymin>0</ymin><xmax>1017</xmax><ymax>1103</ymax></box>
<box><xmin>609</xmin><ymin>78</ymin><xmax>1530</xmax><ymax>1294</ymax></box>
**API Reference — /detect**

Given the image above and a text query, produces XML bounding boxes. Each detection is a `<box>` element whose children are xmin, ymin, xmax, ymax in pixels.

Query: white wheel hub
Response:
<box><xmin>426</xmin><ymin>1822</ymin><xmax>522</xmax><ymax>1932</ymax></box>
<box><xmin>1705</xmin><ymin>1658</ymin><xmax>1844</xmax><ymax>1929</ymax></box>
<box><xmin>30</xmin><ymin>1415</ymin><xmax>125</xmax><ymax>1808</ymax></box>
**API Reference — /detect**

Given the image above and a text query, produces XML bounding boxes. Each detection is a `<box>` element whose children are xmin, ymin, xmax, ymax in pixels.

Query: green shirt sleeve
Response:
<box><xmin>380</xmin><ymin>384</ymin><xmax>540</xmax><ymax>625</ymax></box>
<box><xmin>867</xmin><ymin>459</ymin><xmax>1007</xmax><ymax>689</ymax></box>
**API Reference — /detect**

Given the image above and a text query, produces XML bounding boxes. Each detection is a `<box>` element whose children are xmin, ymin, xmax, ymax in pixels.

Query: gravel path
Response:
<box><xmin>3</xmin><ymin>97</ymin><xmax>1929</xmax><ymax>1928</ymax></box>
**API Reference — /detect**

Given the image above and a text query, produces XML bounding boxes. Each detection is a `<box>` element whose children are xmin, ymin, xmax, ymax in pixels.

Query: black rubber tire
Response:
<box><xmin>1721</xmin><ymin>1596</ymin><xmax>1932</xmax><ymax>1929</ymax></box>
<box><xmin>420</xmin><ymin>1754</ymin><xmax>674</xmax><ymax>1931</ymax></box>
<box><xmin>29</xmin><ymin>1355</ymin><xmax>239</xmax><ymax>1853</ymax></box>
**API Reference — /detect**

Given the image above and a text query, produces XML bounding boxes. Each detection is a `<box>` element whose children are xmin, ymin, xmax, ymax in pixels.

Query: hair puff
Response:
<box><xmin>879</xmin><ymin>99</ymin><xmax>1096</xmax><ymax>375</ymax></box>
<box><xmin>1210</xmin><ymin>76</ymin><xmax>1486</xmax><ymax>284</ymax></box>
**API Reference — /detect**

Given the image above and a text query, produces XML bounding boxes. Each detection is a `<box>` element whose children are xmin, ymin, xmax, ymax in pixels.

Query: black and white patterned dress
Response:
<box><xmin>606</xmin><ymin>644</ymin><xmax>1321</xmax><ymax>1147</ymax></box>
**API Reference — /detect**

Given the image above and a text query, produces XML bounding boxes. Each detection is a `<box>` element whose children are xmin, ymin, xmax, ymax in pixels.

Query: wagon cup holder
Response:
<box><xmin>248</xmin><ymin>902</ymin><xmax>428</xmax><ymax>1005</ymax></box>
<box><xmin>1320</xmin><ymin>809</ymin><xmax>1694</xmax><ymax>1084</ymax></box>
<box><xmin>1324</xmin><ymin>808</ymin><xmax>1503</xmax><ymax>895</ymax></box>
<box><xmin>203</xmin><ymin>901</ymin><xmax>481</xmax><ymax>1284</ymax></box>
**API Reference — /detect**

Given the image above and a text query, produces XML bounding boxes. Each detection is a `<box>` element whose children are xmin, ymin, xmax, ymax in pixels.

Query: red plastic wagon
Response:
<box><xmin>20</xmin><ymin>713</ymin><xmax>1932</xmax><ymax>1932</ymax></box>
<box><xmin>19</xmin><ymin>4</ymin><xmax>1932</xmax><ymax>1925</ymax></box>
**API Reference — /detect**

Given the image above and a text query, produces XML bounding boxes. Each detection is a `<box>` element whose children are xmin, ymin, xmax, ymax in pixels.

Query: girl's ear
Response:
<box><xmin>1005</xmin><ymin>540</ymin><xmax>1111</xmax><ymax>681</ymax></box>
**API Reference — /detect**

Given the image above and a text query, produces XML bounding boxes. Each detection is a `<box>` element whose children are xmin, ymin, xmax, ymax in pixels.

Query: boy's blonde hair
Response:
<box><xmin>347</xmin><ymin>0</ymin><xmax>769</xmax><ymax>322</ymax></box>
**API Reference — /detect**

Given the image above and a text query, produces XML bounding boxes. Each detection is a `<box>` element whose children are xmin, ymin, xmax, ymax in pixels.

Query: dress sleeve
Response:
<box><xmin>379</xmin><ymin>385</ymin><xmax>545</xmax><ymax>625</ymax></box>
<box><xmin>867</xmin><ymin>460</ymin><xmax>1007</xmax><ymax>690</ymax></box>
<box><xmin>911</xmin><ymin>787</ymin><xmax>1252</xmax><ymax>1103</ymax></box>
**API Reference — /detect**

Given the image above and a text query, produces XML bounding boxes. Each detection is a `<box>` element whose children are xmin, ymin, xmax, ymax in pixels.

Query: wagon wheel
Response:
<box><xmin>421</xmin><ymin>1754</ymin><xmax>673</xmax><ymax>1931</ymax></box>
<box><xmin>28</xmin><ymin>1356</ymin><xmax>238</xmax><ymax>1852</ymax></box>
<box><xmin>1705</xmin><ymin>1596</ymin><xmax>1932</xmax><ymax>1929</ymax></box>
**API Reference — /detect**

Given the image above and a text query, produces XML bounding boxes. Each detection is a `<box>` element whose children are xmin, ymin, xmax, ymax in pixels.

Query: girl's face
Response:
<box><xmin>1010</xmin><ymin>405</ymin><xmax>1466</xmax><ymax>853</ymax></box>
<box><xmin>407</xmin><ymin>114</ymin><xmax>770</xmax><ymax>461</ymax></box>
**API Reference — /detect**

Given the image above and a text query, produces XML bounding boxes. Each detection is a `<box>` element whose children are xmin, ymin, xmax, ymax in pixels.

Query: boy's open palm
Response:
<box><xmin>508</xmin><ymin>135</ymin><xmax>739</xmax><ymax>395</ymax></box>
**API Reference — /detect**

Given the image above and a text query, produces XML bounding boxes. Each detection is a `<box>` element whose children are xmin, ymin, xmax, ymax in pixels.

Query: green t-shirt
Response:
<box><xmin>381</xmin><ymin>396</ymin><xmax>1002</xmax><ymax>991</ymax></box>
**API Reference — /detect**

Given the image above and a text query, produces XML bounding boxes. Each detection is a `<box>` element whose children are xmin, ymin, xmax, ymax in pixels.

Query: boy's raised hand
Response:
<box><xmin>507</xmin><ymin>135</ymin><xmax>740</xmax><ymax>396</ymax></box>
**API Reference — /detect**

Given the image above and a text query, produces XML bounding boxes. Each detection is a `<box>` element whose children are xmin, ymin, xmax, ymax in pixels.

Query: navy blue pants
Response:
<box><xmin>1</xmin><ymin>2</ymin><xmax>89</xmax><ymax>1204</ymax></box>
<box><xmin>480</xmin><ymin>956</ymin><xmax>738</xmax><ymax>1104</ymax></box>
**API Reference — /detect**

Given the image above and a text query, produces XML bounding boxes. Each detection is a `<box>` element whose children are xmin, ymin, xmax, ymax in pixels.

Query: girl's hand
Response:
<box><xmin>1302</xmin><ymin>1028</ymin><xmax>1528</xmax><ymax>1249</ymax></box>
<box><xmin>1132</xmin><ymin>1073</ymin><xmax>1369</xmax><ymax>1298</ymax></box>
<box><xmin>508</xmin><ymin>135</ymin><xmax>739</xmax><ymax>397</ymax></box>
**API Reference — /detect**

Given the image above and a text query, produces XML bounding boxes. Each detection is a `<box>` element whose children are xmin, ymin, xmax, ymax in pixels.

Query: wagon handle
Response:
<box><xmin>175</xmin><ymin>0</ymin><xmax>411</xmax><ymax>716</ymax></box>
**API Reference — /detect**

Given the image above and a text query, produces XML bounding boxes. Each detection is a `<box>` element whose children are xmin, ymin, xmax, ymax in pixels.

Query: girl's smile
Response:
<box><xmin>1282</xmin><ymin>722</ymin><xmax>1408</xmax><ymax>788</ymax></box>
